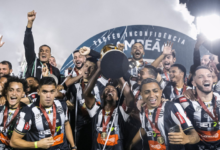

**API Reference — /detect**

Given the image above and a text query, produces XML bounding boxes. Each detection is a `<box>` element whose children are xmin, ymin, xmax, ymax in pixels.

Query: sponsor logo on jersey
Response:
<box><xmin>24</xmin><ymin>122</ymin><xmax>30</xmax><ymax>130</ymax></box>
<box><xmin>200</xmin><ymin>133</ymin><xmax>219</xmax><ymax>139</ymax></box>
<box><xmin>31</xmin><ymin>94</ymin><xmax>36</xmax><ymax>99</ymax></box>
<box><xmin>175</xmin><ymin>112</ymin><xmax>185</xmax><ymax>124</ymax></box>
<box><xmin>196</xmin><ymin>106</ymin><xmax>202</xmax><ymax>112</ymax></box>
<box><xmin>151</xmin><ymin>144</ymin><xmax>161</xmax><ymax>149</ymax></box>
<box><xmin>196</xmin><ymin>122</ymin><xmax>219</xmax><ymax>128</ymax></box>
<box><xmin>179</xmin><ymin>97</ymin><xmax>187</xmax><ymax>103</ymax></box>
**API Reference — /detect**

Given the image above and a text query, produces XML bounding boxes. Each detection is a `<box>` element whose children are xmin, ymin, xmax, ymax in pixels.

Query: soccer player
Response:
<box><xmin>24</xmin><ymin>10</ymin><xmax>62</xmax><ymax>83</ymax></box>
<box><xmin>0</xmin><ymin>61</ymin><xmax>12</xmax><ymax>77</ymax></box>
<box><xmin>152</xmin><ymin>42</ymin><xmax>176</xmax><ymax>81</ymax></box>
<box><xmin>10</xmin><ymin>77</ymin><xmax>76</xmax><ymax>150</ymax></box>
<box><xmin>0</xmin><ymin>77</ymin><xmax>27</xmax><ymax>149</ymax></box>
<box><xmin>130</xmin><ymin>78</ymin><xmax>199</xmax><ymax>150</ymax></box>
<box><xmin>176</xmin><ymin>66</ymin><xmax>220</xmax><ymax>150</ymax></box>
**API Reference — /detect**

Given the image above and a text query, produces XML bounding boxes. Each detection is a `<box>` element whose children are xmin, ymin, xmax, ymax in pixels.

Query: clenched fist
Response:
<box><xmin>27</xmin><ymin>10</ymin><xmax>36</xmax><ymax>22</ymax></box>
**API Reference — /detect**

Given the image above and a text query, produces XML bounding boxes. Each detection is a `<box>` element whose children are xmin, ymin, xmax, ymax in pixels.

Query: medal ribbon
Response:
<box><xmin>49</xmin><ymin>65</ymin><xmax>53</xmax><ymax>74</ymax></box>
<box><xmin>102</xmin><ymin>108</ymin><xmax>115</xmax><ymax>132</ymax></box>
<box><xmin>197</xmin><ymin>96</ymin><xmax>218</xmax><ymax>122</ymax></box>
<box><xmin>163</xmin><ymin>68</ymin><xmax>169</xmax><ymax>81</ymax></box>
<box><xmin>145</xmin><ymin>103</ymin><xmax>163</xmax><ymax>136</ymax></box>
<box><xmin>39</xmin><ymin>103</ymin><xmax>57</xmax><ymax>137</ymax></box>
<box><xmin>174</xmin><ymin>84</ymin><xmax>187</xmax><ymax>96</ymax></box>
<box><xmin>3</xmin><ymin>104</ymin><xmax>20</xmax><ymax>132</ymax></box>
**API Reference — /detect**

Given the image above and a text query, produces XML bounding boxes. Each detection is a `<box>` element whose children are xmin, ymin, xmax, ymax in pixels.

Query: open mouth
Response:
<box><xmin>42</xmin><ymin>55</ymin><xmax>46</xmax><ymax>59</ymax></box>
<box><xmin>135</xmin><ymin>50</ymin><xmax>141</xmax><ymax>56</ymax></box>
<box><xmin>10</xmin><ymin>97</ymin><xmax>17</xmax><ymax>101</ymax></box>
<box><xmin>149</xmin><ymin>99</ymin><xmax>157</xmax><ymax>105</ymax></box>
<box><xmin>203</xmin><ymin>83</ymin><xmax>210</xmax><ymax>87</ymax></box>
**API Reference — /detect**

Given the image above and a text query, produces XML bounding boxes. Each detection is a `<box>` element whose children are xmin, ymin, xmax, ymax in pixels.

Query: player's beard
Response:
<box><xmin>75</xmin><ymin>63</ymin><xmax>84</xmax><ymax>70</ymax></box>
<box><xmin>196</xmin><ymin>83</ymin><xmax>213</xmax><ymax>94</ymax></box>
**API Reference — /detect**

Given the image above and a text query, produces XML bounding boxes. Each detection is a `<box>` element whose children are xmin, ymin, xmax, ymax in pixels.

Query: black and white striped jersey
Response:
<box><xmin>140</xmin><ymin>101</ymin><xmax>193</xmax><ymax>150</ymax></box>
<box><xmin>175</xmin><ymin>93</ymin><xmax>220</xmax><ymax>150</ymax></box>
<box><xmin>74</xmin><ymin>77</ymin><xmax>106</xmax><ymax>129</ymax></box>
<box><xmin>128</xmin><ymin>61</ymin><xmax>147</xmax><ymax>77</ymax></box>
<box><xmin>27</xmin><ymin>92</ymin><xmax>38</xmax><ymax>103</ymax></box>
<box><xmin>86</xmin><ymin>103</ymin><xmax>129</xmax><ymax>150</ymax></box>
<box><xmin>0</xmin><ymin>102</ymin><xmax>26</xmax><ymax>150</ymax></box>
<box><xmin>14</xmin><ymin>98</ymin><xmax>69</xmax><ymax>150</ymax></box>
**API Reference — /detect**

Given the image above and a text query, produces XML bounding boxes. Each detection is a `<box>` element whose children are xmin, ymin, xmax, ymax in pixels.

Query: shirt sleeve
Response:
<box><xmin>14</xmin><ymin>105</ymin><xmax>33</xmax><ymax>135</ymax></box>
<box><xmin>119</xmin><ymin>106</ymin><xmax>130</xmax><ymax>122</ymax></box>
<box><xmin>86</xmin><ymin>103</ymin><xmax>100</xmax><ymax>118</ymax></box>
<box><xmin>170</xmin><ymin>103</ymin><xmax>193</xmax><ymax>133</ymax></box>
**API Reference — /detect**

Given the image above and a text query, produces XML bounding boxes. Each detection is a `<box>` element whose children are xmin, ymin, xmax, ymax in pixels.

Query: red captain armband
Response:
<box><xmin>179</xmin><ymin>97</ymin><xmax>187</xmax><ymax>103</ymax></box>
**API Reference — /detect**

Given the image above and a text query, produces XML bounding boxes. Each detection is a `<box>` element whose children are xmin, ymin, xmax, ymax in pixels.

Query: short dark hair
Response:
<box><xmin>171</xmin><ymin>64</ymin><xmax>186</xmax><ymax>79</ymax></box>
<box><xmin>131</xmin><ymin>42</ymin><xmax>144</xmax><ymax>49</ymax></box>
<box><xmin>3</xmin><ymin>77</ymin><xmax>27</xmax><ymax>96</ymax></box>
<box><xmin>0</xmin><ymin>61</ymin><xmax>12</xmax><ymax>70</ymax></box>
<box><xmin>38</xmin><ymin>77</ymin><xmax>57</xmax><ymax>89</ymax></box>
<box><xmin>39</xmin><ymin>45</ymin><xmax>51</xmax><ymax>52</ymax></box>
<box><xmin>26</xmin><ymin>76</ymin><xmax>39</xmax><ymax>83</ymax></box>
<box><xmin>73</xmin><ymin>50</ymin><xmax>80</xmax><ymax>54</ymax></box>
<box><xmin>144</xmin><ymin>65</ymin><xmax>158</xmax><ymax>79</ymax></box>
<box><xmin>192</xmin><ymin>66</ymin><xmax>210</xmax><ymax>77</ymax></box>
<box><xmin>86</xmin><ymin>57</ymin><xmax>98</xmax><ymax>64</ymax></box>
<box><xmin>140</xmin><ymin>78</ymin><xmax>162</xmax><ymax>91</ymax></box>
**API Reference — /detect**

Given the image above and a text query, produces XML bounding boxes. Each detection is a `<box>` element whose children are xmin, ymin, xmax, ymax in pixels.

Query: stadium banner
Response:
<box><xmin>60</xmin><ymin>25</ymin><xmax>207</xmax><ymax>74</ymax></box>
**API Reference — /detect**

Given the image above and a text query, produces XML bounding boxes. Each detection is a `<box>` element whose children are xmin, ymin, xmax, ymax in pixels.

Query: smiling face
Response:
<box><xmin>73</xmin><ymin>52</ymin><xmax>86</xmax><ymax>69</ymax></box>
<box><xmin>141</xmin><ymin>82</ymin><xmax>162</xmax><ymax>109</ymax></box>
<box><xmin>38</xmin><ymin>84</ymin><xmax>57</xmax><ymax>107</ymax></box>
<box><xmin>38</xmin><ymin>46</ymin><xmax>51</xmax><ymax>63</ymax></box>
<box><xmin>6</xmin><ymin>82</ymin><xmax>25</xmax><ymax>108</ymax></box>
<box><xmin>162</xmin><ymin>54</ymin><xmax>176</xmax><ymax>71</ymax></box>
<box><xmin>82</xmin><ymin>61</ymin><xmax>96</xmax><ymax>80</ymax></box>
<box><xmin>192</xmin><ymin>68</ymin><xmax>213</xmax><ymax>94</ymax></box>
<box><xmin>201</xmin><ymin>55</ymin><xmax>210</xmax><ymax>66</ymax></box>
<box><xmin>49</xmin><ymin>57</ymin><xmax>57</xmax><ymax>67</ymax></box>
<box><xmin>131</xmin><ymin>43</ymin><xmax>145</xmax><ymax>60</ymax></box>
<box><xmin>102</xmin><ymin>85</ymin><xmax>118</xmax><ymax>102</ymax></box>
<box><xmin>169</xmin><ymin>66</ymin><xmax>184</xmax><ymax>83</ymax></box>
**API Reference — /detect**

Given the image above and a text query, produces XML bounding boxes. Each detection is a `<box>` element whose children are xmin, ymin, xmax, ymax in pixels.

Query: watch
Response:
<box><xmin>71</xmin><ymin>146</ymin><xmax>77</xmax><ymax>150</ymax></box>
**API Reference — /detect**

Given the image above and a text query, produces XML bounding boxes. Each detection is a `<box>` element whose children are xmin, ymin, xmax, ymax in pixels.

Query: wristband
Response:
<box><xmin>34</xmin><ymin>141</ymin><xmax>38</xmax><ymax>148</ymax></box>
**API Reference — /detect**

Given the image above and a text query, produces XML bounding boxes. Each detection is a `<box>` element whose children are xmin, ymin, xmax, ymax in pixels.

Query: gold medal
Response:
<box><xmin>101</xmin><ymin>132</ymin><xmax>107</xmax><ymax>139</ymax></box>
<box><xmin>157</xmin><ymin>136</ymin><xmax>165</xmax><ymax>144</ymax></box>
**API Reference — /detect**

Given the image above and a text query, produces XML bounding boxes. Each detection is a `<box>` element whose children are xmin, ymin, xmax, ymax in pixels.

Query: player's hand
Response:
<box><xmin>0</xmin><ymin>96</ymin><xmax>6</xmax><ymax>106</ymax></box>
<box><xmin>57</xmin><ymin>85</ymin><xmax>64</xmax><ymax>91</ymax></box>
<box><xmin>97</xmin><ymin>60</ymin><xmax>101</xmax><ymax>69</ymax></box>
<box><xmin>66</xmin><ymin>100</ymin><xmax>74</xmax><ymax>110</ymax></box>
<box><xmin>42</xmin><ymin>64</ymin><xmax>49</xmax><ymax>77</ymax></box>
<box><xmin>27</xmin><ymin>10</ymin><xmax>36</xmax><ymax>22</ymax></box>
<box><xmin>117</xmin><ymin>43</ymin><xmax>125</xmax><ymax>51</ymax></box>
<box><xmin>161</xmin><ymin>98</ymin><xmax>169</xmax><ymax>102</ymax></box>
<box><xmin>0</xmin><ymin>35</ymin><xmax>5</xmax><ymax>48</ymax></box>
<box><xmin>183</xmin><ymin>89</ymin><xmax>196</xmax><ymax>100</ymax></box>
<box><xmin>162</xmin><ymin>41</ymin><xmax>174</xmax><ymax>56</ymax></box>
<box><xmin>168</xmin><ymin>125</ymin><xmax>189</xmax><ymax>145</ymax></box>
<box><xmin>37</xmin><ymin>137</ymin><xmax>54</xmax><ymax>149</ymax></box>
<box><xmin>136</xmin><ymin>99</ymin><xmax>146</xmax><ymax>111</ymax></box>
<box><xmin>79</xmin><ymin>46</ymin><xmax>91</xmax><ymax>56</ymax></box>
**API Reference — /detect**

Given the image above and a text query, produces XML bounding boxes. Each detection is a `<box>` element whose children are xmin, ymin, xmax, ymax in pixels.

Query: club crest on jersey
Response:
<box><xmin>203</xmin><ymin>113</ymin><xmax>209</xmax><ymax>118</ymax></box>
<box><xmin>57</xmin><ymin>106</ymin><xmax>63</xmax><ymax>114</ymax></box>
<box><xmin>35</xmin><ymin>113</ymin><xmax>41</xmax><ymax>119</ymax></box>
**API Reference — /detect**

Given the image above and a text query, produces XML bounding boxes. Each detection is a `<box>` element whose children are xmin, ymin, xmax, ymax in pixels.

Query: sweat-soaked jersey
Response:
<box><xmin>175</xmin><ymin>93</ymin><xmax>220</xmax><ymax>150</ymax></box>
<box><xmin>140</xmin><ymin>101</ymin><xmax>193</xmax><ymax>150</ymax></box>
<box><xmin>87</xmin><ymin>103</ymin><xmax>129</xmax><ymax>150</ymax></box>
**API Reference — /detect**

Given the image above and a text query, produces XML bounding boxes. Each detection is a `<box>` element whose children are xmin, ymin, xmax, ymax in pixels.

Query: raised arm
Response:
<box><xmin>118</xmin><ymin>77</ymin><xmax>134</xmax><ymax>110</ymax></box>
<box><xmin>65</xmin><ymin>74</ymin><xmax>83</xmax><ymax>87</ymax></box>
<box><xmin>83</xmin><ymin>60</ymin><xmax>101</xmax><ymax>108</ymax></box>
<box><xmin>0</xmin><ymin>35</ymin><xmax>5</xmax><ymax>48</ymax></box>
<box><xmin>24</xmin><ymin>10</ymin><xmax>37</xmax><ymax>65</ymax></box>
<box><xmin>151</xmin><ymin>42</ymin><xmax>173</xmax><ymax>68</ymax></box>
